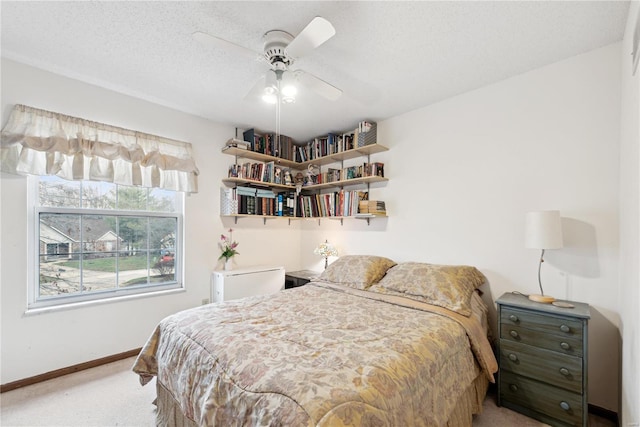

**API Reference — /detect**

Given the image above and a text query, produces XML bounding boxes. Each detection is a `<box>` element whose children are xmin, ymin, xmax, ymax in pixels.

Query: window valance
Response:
<box><xmin>0</xmin><ymin>104</ymin><xmax>199</xmax><ymax>193</ymax></box>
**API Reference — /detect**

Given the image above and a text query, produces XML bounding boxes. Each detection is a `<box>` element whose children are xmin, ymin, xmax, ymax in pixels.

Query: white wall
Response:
<box><xmin>619</xmin><ymin>2</ymin><xmax>640</xmax><ymax>425</ymax></box>
<box><xmin>0</xmin><ymin>42</ymin><xmax>626</xmax><ymax>413</ymax></box>
<box><xmin>0</xmin><ymin>58</ymin><xmax>301</xmax><ymax>384</ymax></box>
<box><xmin>300</xmin><ymin>43</ymin><xmax>623</xmax><ymax>412</ymax></box>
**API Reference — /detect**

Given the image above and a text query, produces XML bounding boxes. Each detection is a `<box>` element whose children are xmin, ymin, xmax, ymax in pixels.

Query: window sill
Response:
<box><xmin>24</xmin><ymin>287</ymin><xmax>185</xmax><ymax>316</ymax></box>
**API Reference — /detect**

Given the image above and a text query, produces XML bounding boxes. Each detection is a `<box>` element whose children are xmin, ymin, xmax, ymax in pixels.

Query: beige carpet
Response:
<box><xmin>0</xmin><ymin>356</ymin><xmax>614</xmax><ymax>426</ymax></box>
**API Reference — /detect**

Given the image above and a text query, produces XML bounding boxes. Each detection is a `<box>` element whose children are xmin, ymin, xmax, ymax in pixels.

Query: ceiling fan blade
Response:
<box><xmin>243</xmin><ymin>75</ymin><xmax>267</xmax><ymax>102</ymax></box>
<box><xmin>192</xmin><ymin>31</ymin><xmax>261</xmax><ymax>61</ymax></box>
<box><xmin>295</xmin><ymin>70</ymin><xmax>342</xmax><ymax>101</ymax></box>
<box><xmin>285</xmin><ymin>17</ymin><xmax>336</xmax><ymax>59</ymax></box>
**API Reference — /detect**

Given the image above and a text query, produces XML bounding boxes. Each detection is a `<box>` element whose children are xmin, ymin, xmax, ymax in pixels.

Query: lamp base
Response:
<box><xmin>528</xmin><ymin>294</ymin><xmax>555</xmax><ymax>304</ymax></box>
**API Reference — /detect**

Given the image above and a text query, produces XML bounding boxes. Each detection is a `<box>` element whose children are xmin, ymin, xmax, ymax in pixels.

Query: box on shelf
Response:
<box><xmin>220</xmin><ymin>187</ymin><xmax>238</xmax><ymax>215</ymax></box>
<box><xmin>356</xmin><ymin>121</ymin><xmax>377</xmax><ymax>147</ymax></box>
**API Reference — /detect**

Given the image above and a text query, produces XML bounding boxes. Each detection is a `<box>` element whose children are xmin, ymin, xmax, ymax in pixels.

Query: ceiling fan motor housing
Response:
<box><xmin>263</xmin><ymin>30</ymin><xmax>294</xmax><ymax>69</ymax></box>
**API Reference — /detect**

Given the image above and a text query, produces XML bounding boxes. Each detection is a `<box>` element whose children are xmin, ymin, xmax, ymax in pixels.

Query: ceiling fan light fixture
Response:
<box><xmin>281</xmin><ymin>95</ymin><xmax>296</xmax><ymax>104</ymax></box>
<box><xmin>280</xmin><ymin>70</ymin><xmax>297</xmax><ymax>97</ymax></box>
<box><xmin>262</xmin><ymin>93</ymin><xmax>278</xmax><ymax>104</ymax></box>
<box><xmin>264</xmin><ymin>70</ymin><xmax>278</xmax><ymax>95</ymax></box>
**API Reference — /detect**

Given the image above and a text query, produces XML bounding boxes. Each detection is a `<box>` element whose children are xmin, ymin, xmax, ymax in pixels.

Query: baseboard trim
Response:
<box><xmin>0</xmin><ymin>348</ymin><xmax>141</xmax><ymax>393</ymax></box>
<box><xmin>589</xmin><ymin>403</ymin><xmax>619</xmax><ymax>426</ymax></box>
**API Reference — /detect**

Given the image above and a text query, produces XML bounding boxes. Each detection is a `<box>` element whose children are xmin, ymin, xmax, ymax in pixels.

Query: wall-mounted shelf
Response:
<box><xmin>296</xmin><ymin>144</ymin><xmax>389</xmax><ymax>168</ymax></box>
<box><xmin>222</xmin><ymin>175</ymin><xmax>388</xmax><ymax>191</ymax></box>
<box><xmin>221</xmin><ymin>146</ymin><xmax>298</xmax><ymax>169</ymax></box>
<box><xmin>222</xmin><ymin>143</ymin><xmax>388</xmax><ymax>169</ymax></box>
<box><xmin>220</xmin><ymin>130</ymin><xmax>389</xmax><ymax>226</ymax></box>
<box><xmin>222</xmin><ymin>177</ymin><xmax>294</xmax><ymax>190</ymax></box>
<box><xmin>301</xmin><ymin>175</ymin><xmax>388</xmax><ymax>191</ymax></box>
<box><xmin>221</xmin><ymin>213</ymin><xmax>388</xmax><ymax>226</ymax></box>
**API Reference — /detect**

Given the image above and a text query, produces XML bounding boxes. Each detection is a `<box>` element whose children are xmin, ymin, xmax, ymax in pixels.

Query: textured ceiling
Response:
<box><xmin>1</xmin><ymin>1</ymin><xmax>631</xmax><ymax>141</ymax></box>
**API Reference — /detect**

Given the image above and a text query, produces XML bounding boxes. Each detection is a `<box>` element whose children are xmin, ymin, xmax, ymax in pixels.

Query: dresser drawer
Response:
<box><xmin>500</xmin><ymin>324</ymin><xmax>583</xmax><ymax>356</ymax></box>
<box><xmin>501</xmin><ymin>370</ymin><xmax>583</xmax><ymax>426</ymax></box>
<box><xmin>501</xmin><ymin>307</ymin><xmax>583</xmax><ymax>340</ymax></box>
<box><xmin>500</xmin><ymin>339</ymin><xmax>582</xmax><ymax>393</ymax></box>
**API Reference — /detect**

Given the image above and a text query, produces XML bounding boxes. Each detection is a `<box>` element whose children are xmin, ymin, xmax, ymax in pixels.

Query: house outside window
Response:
<box><xmin>31</xmin><ymin>175</ymin><xmax>183</xmax><ymax>309</ymax></box>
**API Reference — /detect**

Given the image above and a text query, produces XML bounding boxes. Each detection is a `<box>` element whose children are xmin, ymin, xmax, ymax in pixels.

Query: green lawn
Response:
<box><xmin>58</xmin><ymin>254</ymin><xmax>151</xmax><ymax>272</ymax></box>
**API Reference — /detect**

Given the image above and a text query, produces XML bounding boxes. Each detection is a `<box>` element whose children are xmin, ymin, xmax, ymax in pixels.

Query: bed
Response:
<box><xmin>133</xmin><ymin>256</ymin><xmax>498</xmax><ymax>426</ymax></box>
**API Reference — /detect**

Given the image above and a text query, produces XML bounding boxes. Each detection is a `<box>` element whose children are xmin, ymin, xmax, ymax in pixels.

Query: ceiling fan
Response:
<box><xmin>193</xmin><ymin>17</ymin><xmax>343</xmax><ymax>104</ymax></box>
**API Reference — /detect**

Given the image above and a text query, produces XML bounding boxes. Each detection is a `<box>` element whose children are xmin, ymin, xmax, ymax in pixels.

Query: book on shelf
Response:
<box><xmin>370</xmin><ymin>162</ymin><xmax>384</xmax><ymax>177</ymax></box>
<box><xmin>359</xmin><ymin>200</ymin><xmax>386</xmax><ymax>215</ymax></box>
<box><xmin>369</xmin><ymin>200</ymin><xmax>386</xmax><ymax>214</ymax></box>
<box><xmin>293</xmin><ymin>189</ymin><xmax>365</xmax><ymax>218</ymax></box>
<box><xmin>236</xmin><ymin>186</ymin><xmax>257</xmax><ymax>197</ymax></box>
<box><xmin>360</xmin><ymin>162</ymin><xmax>385</xmax><ymax>178</ymax></box>
<box><xmin>256</xmin><ymin>188</ymin><xmax>276</xmax><ymax>198</ymax></box>
<box><xmin>263</xmin><ymin>161</ymin><xmax>275</xmax><ymax>183</ymax></box>
<box><xmin>242</xmin><ymin>128</ymin><xmax>296</xmax><ymax>161</ymax></box>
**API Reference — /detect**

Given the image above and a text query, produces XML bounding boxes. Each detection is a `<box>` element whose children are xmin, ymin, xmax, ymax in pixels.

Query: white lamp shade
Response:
<box><xmin>280</xmin><ymin>70</ymin><xmax>297</xmax><ymax>97</ymax></box>
<box><xmin>525</xmin><ymin>210</ymin><xmax>563</xmax><ymax>249</ymax></box>
<box><xmin>264</xmin><ymin>70</ymin><xmax>278</xmax><ymax>94</ymax></box>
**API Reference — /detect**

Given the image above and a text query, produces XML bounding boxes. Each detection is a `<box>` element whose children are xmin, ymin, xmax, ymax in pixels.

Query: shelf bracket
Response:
<box><xmin>234</xmin><ymin>216</ymin><xmax>238</xmax><ymax>225</ymax></box>
<box><xmin>263</xmin><ymin>217</ymin><xmax>267</xmax><ymax>225</ymax></box>
<box><xmin>340</xmin><ymin>218</ymin><xmax>344</xmax><ymax>226</ymax></box>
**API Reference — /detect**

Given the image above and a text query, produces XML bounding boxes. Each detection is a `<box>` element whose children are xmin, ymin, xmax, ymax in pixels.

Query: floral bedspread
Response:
<box><xmin>133</xmin><ymin>282</ymin><xmax>497</xmax><ymax>426</ymax></box>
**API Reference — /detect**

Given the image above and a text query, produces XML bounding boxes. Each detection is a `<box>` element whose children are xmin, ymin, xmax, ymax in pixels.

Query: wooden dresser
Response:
<box><xmin>496</xmin><ymin>292</ymin><xmax>590</xmax><ymax>427</ymax></box>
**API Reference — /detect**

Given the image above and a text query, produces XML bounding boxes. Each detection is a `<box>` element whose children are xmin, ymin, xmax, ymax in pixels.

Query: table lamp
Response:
<box><xmin>314</xmin><ymin>240</ymin><xmax>338</xmax><ymax>269</ymax></box>
<box><xmin>525</xmin><ymin>210</ymin><xmax>563</xmax><ymax>303</ymax></box>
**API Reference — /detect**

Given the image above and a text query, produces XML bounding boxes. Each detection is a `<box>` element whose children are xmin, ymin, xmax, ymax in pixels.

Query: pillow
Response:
<box><xmin>319</xmin><ymin>255</ymin><xmax>397</xmax><ymax>290</ymax></box>
<box><xmin>376</xmin><ymin>262</ymin><xmax>486</xmax><ymax>316</ymax></box>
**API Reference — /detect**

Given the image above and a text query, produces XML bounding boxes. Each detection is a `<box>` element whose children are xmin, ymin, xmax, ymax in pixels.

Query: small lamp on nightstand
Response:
<box><xmin>314</xmin><ymin>240</ymin><xmax>338</xmax><ymax>269</ymax></box>
<box><xmin>525</xmin><ymin>210</ymin><xmax>563</xmax><ymax>304</ymax></box>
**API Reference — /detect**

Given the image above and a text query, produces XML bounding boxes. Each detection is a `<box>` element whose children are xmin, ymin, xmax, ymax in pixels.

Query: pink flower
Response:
<box><xmin>219</xmin><ymin>229</ymin><xmax>239</xmax><ymax>260</ymax></box>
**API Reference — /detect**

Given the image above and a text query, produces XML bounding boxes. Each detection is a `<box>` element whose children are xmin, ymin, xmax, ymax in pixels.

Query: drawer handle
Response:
<box><xmin>508</xmin><ymin>353</ymin><xmax>518</xmax><ymax>362</ymax></box>
<box><xmin>560</xmin><ymin>401</ymin><xmax>571</xmax><ymax>411</ymax></box>
<box><xmin>560</xmin><ymin>342</ymin><xmax>571</xmax><ymax>350</ymax></box>
<box><xmin>509</xmin><ymin>330</ymin><xmax>519</xmax><ymax>339</ymax></box>
<box><xmin>509</xmin><ymin>314</ymin><xmax>519</xmax><ymax>322</ymax></box>
<box><xmin>560</xmin><ymin>324</ymin><xmax>571</xmax><ymax>333</ymax></box>
<box><xmin>509</xmin><ymin>384</ymin><xmax>518</xmax><ymax>392</ymax></box>
<box><xmin>559</xmin><ymin>367</ymin><xmax>570</xmax><ymax>376</ymax></box>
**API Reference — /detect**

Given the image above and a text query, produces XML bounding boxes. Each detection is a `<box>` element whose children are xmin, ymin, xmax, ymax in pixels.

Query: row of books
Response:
<box><xmin>221</xmin><ymin>187</ymin><xmax>296</xmax><ymax>216</ymax></box>
<box><xmin>239</xmin><ymin>121</ymin><xmax>377</xmax><ymax>163</ymax></box>
<box><xmin>221</xmin><ymin>187</ymin><xmax>382</xmax><ymax>219</ymax></box>
<box><xmin>228</xmin><ymin>161</ymin><xmax>294</xmax><ymax>186</ymax></box>
<box><xmin>229</xmin><ymin>161</ymin><xmax>385</xmax><ymax>188</ymax></box>
<box><xmin>296</xmin><ymin>190</ymin><xmax>369</xmax><ymax>218</ymax></box>
<box><xmin>242</xmin><ymin>129</ymin><xmax>297</xmax><ymax>161</ymax></box>
<box><xmin>295</xmin><ymin>122</ymin><xmax>378</xmax><ymax>162</ymax></box>
<box><xmin>305</xmin><ymin>162</ymin><xmax>385</xmax><ymax>185</ymax></box>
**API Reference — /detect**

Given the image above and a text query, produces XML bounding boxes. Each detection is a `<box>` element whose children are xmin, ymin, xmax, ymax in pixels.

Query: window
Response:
<box><xmin>31</xmin><ymin>176</ymin><xmax>183</xmax><ymax>309</ymax></box>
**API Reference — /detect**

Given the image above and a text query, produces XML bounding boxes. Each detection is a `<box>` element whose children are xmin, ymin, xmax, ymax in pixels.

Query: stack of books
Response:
<box><xmin>359</xmin><ymin>200</ymin><xmax>386</xmax><ymax>216</ymax></box>
<box><xmin>222</xmin><ymin>138</ymin><xmax>250</xmax><ymax>151</ymax></box>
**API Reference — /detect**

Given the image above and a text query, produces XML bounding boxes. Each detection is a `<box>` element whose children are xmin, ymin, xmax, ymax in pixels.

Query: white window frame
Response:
<box><xmin>27</xmin><ymin>176</ymin><xmax>184</xmax><ymax>313</ymax></box>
